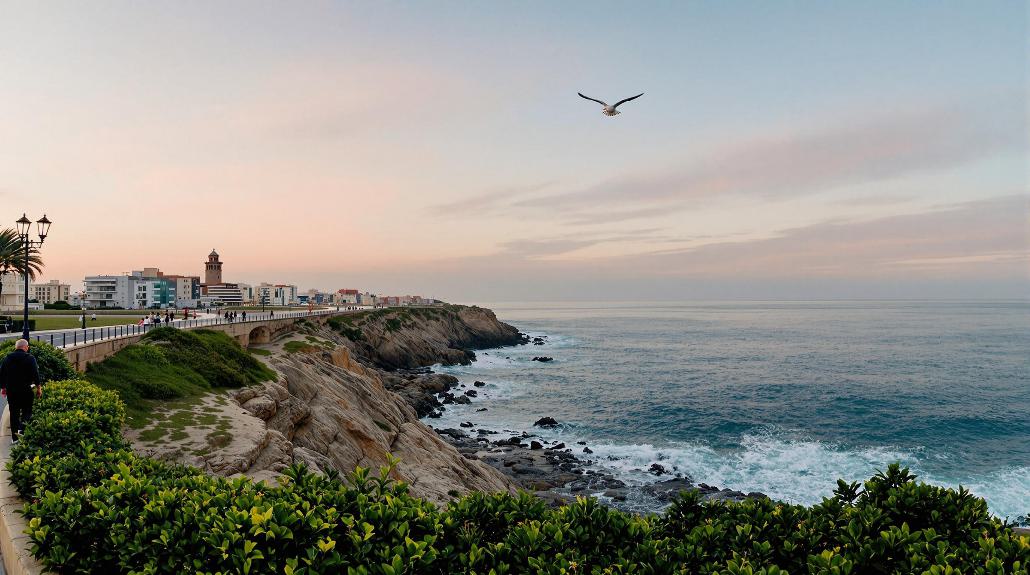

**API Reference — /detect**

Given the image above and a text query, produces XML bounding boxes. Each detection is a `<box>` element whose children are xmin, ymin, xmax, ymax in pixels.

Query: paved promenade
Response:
<box><xmin>0</xmin><ymin>308</ymin><xmax>345</xmax><ymax>350</ymax></box>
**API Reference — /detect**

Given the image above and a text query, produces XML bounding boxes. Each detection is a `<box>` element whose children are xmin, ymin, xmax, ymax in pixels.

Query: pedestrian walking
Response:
<box><xmin>0</xmin><ymin>339</ymin><xmax>42</xmax><ymax>441</ymax></box>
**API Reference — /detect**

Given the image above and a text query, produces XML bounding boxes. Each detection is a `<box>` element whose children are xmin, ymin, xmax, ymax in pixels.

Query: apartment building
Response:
<box><xmin>30</xmin><ymin>280</ymin><xmax>71</xmax><ymax>304</ymax></box>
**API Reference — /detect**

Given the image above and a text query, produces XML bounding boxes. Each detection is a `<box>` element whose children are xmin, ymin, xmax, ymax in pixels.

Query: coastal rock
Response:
<box><xmin>241</xmin><ymin>396</ymin><xmax>278</xmax><ymax>420</ymax></box>
<box><xmin>642</xmin><ymin>477</ymin><xmax>695</xmax><ymax>501</ymax></box>
<box><xmin>530</xmin><ymin>441</ymin><xmax>543</xmax><ymax>450</ymax></box>
<box><xmin>473</xmin><ymin>381</ymin><xmax>486</xmax><ymax>387</ymax></box>
<box><xmin>649</xmin><ymin>463</ymin><xmax>667</xmax><ymax>476</ymax></box>
<box><xmin>345</xmin><ymin>305</ymin><xmax>523</xmax><ymax>370</ymax></box>
<box><xmin>532</xmin><ymin>357</ymin><xmax>554</xmax><ymax>362</ymax></box>
<box><xmin>534</xmin><ymin>417</ymin><xmax>559</xmax><ymax>427</ymax></box>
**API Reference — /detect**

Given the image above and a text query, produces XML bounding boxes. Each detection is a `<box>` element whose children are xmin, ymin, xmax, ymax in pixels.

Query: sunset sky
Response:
<box><xmin>2</xmin><ymin>2</ymin><xmax>1027</xmax><ymax>301</ymax></box>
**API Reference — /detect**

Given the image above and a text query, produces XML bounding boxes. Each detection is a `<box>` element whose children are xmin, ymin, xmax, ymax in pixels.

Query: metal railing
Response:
<box><xmin>0</xmin><ymin>308</ymin><xmax>344</xmax><ymax>350</ymax></box>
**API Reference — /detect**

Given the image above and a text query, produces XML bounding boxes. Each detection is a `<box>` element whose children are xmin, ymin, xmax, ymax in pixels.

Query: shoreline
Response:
<box><xmin>398</xmin><ymin>323</ymin><xmax>1029</xmax><ymax>524</ymax></box>
<box><xmin>388</xmin><ymin>332</ymin><xmax>768</xmax><ymax>511</ymax></box>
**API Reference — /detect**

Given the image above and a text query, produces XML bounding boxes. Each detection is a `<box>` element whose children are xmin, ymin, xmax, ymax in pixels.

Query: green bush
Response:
<box><xmin>0</xmin><ymin>338</ymin><xmax>77</xmax><ymax>383</ymax></box>
<box><xmin>8</xmin><ymin>380</ymin><xmax>1029</xmax><ymax>574</ymax></box>
<box><xmin>84</xmin><ymin>328</ymin><xmax>275</xmax><ymax>420</ymax></box>
<box><xmin>328</xmin><ymin>316</ymin><xmax>365</xmax><ymax>341</ymax></box>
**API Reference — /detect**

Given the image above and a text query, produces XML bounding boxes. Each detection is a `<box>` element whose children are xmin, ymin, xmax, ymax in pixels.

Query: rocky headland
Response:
<box><xmin>129</xmin><ymin>305</ymin><xmax>523</xmax><ymax>505</ymax></box>
<box><xmin>128</xmin><ymin>303</ymin><xmax>759</xmax><ymax>510</ymax></box>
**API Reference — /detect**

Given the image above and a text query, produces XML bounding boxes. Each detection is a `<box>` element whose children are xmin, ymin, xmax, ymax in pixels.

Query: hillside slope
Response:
<box><xmin>128</xmin><ymin>306</ymin><xmax>523</xmax><ymax>504</ymax></box>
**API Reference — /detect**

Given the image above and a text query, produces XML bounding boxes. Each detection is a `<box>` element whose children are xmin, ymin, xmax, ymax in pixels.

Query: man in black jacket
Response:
<box><xmin>0</xmin><ymin>339</ymin><xmax>42</xmax><ymax>441</ymax></box>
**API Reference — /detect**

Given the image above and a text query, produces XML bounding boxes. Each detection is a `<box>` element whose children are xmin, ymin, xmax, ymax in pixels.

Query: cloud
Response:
<box><xmin>618</xmin><ymin>195</ymin><xmax>1029</xmax><ymax>279</ymax></box>
<box><xmin>433</xmin><ymin>97</ymin><xmax>1023</xmax><ymax>228</ymax></box>
<box><xmin>433</xmin><ymin>181</ymin><xmax>555</xmax><ymax>215</ymax></box>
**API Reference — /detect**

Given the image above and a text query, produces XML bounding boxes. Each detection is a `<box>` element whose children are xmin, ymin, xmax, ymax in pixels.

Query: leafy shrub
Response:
<box><xmin>0</xmin><ymin>338</ymin><xmax>77</xmax><ymax>382</ymax></box>
<box><xmin>8</xmin><ymin>380</ymin><xmax>1029</xmax><ymax>574</ymax></box>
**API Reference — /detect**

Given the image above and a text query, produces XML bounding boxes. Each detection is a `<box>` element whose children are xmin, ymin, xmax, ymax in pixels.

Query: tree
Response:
<box><xmin>0</xmin><ymin>228</ymin><xmax>44</xmax><ymax>311</ymax></box>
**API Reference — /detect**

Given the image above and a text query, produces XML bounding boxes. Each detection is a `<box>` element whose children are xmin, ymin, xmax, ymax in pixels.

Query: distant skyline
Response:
<box><xmin>2</xmin><ymin>2</ymin><xmax>1027</xmax><ymax>301</ymax></box>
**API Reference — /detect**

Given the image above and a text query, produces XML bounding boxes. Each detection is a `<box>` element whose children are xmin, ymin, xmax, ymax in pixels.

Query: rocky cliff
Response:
<box><xmin>337</xmin><ymin>305</ymin><xmax>525</xmax><ymax>370</ymax></box>
<box><xmin>128</xmin><ymin>305</ymin><xmax>523</xmax><ymax>505</ymax></box>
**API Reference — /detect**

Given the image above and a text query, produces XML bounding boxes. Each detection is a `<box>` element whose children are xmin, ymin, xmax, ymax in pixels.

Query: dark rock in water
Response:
<box><xmin>477</xmin><ymin>429</ymin><xmax>498</xmax><ymax>435</ymax></box>
<box><xmin>530</xmin><ymin>441</ymin><xmax>543</xmax><ymax>450</ymax></box>
<box><xmin>747</xmin><ymin>491</ymin><xmax>769</xmax><ymax>499</ymax></box>
<box><xmin>550</xmin><ymin>442</ymin><xmax>566</xmax><ymax>450</ymax></box>
<box><xmin>459</xmin><ymin>421</ymin><xmax>474</xmax><ymax>428</ymax></box>
<box><xmin>533</xmin><ymin>341</ymin><xmax>545</xmax><ymax>345</ymax></box>
<box><xmin>427</xmin><ymin>411</ymin><xmax>442</xmax><ymax>418</ymax></box>
<box><xmin>534</xmin><ymin>417</ymin><xmax>559</xmax><ymax>427</ymax></box>
<box><xmin>437</xmin><ymin>428</ymin><xmax>468</xmax><ymax>439</ymax></box>
<box><xmin>583</xmin><ymin>447</ymin><xmax>593</xmax><ymax>454</ymax></box>
<box><xmin>454</xmin><ymin>395</ymin><xmax>471</xmax><ymax>405</ymax></box>
<box><xmin>603</xmin><ymin>489</ymin><xmax>628</xmax><ymax>502</ymax></box>
<box><xmin>649</xmin><ymin>463</ymin><xmax>667</xmax><ymax>476</ymax></box>
<box><xmin>476</xmin><ymin>407</ymin><xmax>488</xmax><ymax>412</ymax></box>
<box><xmin>473</xmin><ymin>381</ymin><xmax>486</xmax><ymax>387</ymax></box>
<box><xmin>576</xmin><ymin>441</ymin><xmax>587</xmax><ymax>445</ymax></box>
<box><xmin>642</xmin><ymin>477</ymin><xmax>696</xmax><ymax>502</ymax></box>
<box><xmin>531</xmin><ymin>356</ymin><xmax>554</xmax><ymax>362</ymax></box>
<box><xmin>464</xmin><ymin>390</ymin><xmax>478</xmax><ymax>397</ymax></box>
<box><xmin>498</xmin><ymin>436</ymin><xmax>524</xmax><ymax>446</ymax></box>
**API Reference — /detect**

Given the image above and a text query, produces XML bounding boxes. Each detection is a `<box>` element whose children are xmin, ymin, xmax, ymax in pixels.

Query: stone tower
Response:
<box><xmin>205</xmin><ymin>249</ymin><xmax>223</xmax><ymax>285</ymax></box>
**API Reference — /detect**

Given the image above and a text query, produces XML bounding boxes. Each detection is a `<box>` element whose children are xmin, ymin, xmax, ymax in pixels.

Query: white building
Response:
<box><xmin>256</xmin><ymin>283</ymin><xmax>298</xmax><ymax>306</ymax></box>
<box><xmin>30</xmin><ymin>280</ymin><xmax>71</xmax><ymax>304</ymax></box>
<box><xmin>0</xmin><ymin>274</ymin><xmax>26</xmax><ymax>312</ymax></box>
<box><xmin>203</xmin><ymin>283</ymin><xmax>245</xmax><ymax>306</ymax></box>
<box><xmin>84</xmin><ymin>275</ymin><xmax>137</xmax><ymax>309</ymax></box>
<box><xmin>237</xmin><ymin>283</ymin><xmax>255</xmax><ymax>304</ymax></box>
<box><xmin>358</xmin><ymin>292</ymin><xmax>376</xmax><ymax>306</ymax></box>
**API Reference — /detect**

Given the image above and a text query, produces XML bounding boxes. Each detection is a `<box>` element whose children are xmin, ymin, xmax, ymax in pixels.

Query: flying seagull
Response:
<box><xmin>578</xmin><ymin>92</ymin><xmax>644</xmax><ymax>116</ymax></box>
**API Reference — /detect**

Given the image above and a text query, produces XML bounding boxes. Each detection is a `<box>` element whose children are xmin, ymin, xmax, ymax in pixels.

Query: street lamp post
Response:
<box><xmin>15</xmin><ymin>214</ymin><xmax>51</xmax><ymax>340</ymax></box>
<box><xmin>80</xmin><ymin>290</ymin><xmax>87</xmax><ymax>329</ymax></box>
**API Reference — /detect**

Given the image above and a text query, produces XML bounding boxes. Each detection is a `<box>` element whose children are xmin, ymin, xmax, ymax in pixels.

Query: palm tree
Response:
<box><xmin>0</xmin><ymin>228</ymin><xmax>44</xmax><ymax>314</ymax></box>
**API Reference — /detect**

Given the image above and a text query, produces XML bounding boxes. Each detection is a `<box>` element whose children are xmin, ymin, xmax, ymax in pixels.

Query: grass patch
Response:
<box><xmin>85</xmin><ymin>327</ymin><xmax>275</xmax><ymax>423</ymax></box>
<box><xmin>374</xmin><ymin>420</ymin><xmax>392</xmax><ymax>433</ymax></box>
<box><xmin>248</xmin><ymin>347</ymin><xmax>272</xmax><ymax>356</ymax></box>
<box><xmin>138</xmin><ymin>427</ymin><xmax>165</xmax><ymax>442</ymax></box>
<box><xmin>283</xmin><ymin>340</ymin><xmax>318</xmax><ymax>354</ymax></box>
<box><xmin>206</xmin><ymin>430</ymin><xmax>233</xmax><ymax>448</ymax></box>
<box><xmin>31</xmin><ymin>315</ymin><xmax>149</xmax><ymax>330</ymax></box>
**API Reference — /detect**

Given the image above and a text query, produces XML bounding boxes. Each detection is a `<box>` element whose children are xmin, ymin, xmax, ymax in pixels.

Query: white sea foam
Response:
<box><xmin>424</xmin><ymin>327</ymin><xmax>1029</xmax><ymax>522</ymax></box>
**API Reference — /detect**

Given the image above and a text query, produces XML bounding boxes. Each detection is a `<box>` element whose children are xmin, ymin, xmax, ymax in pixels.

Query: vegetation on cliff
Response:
<box><xmin>10</xmin><ymin>371</ymin><xmax>1028</xmax><ymax>573</ymax></box>
<box><xmin>83</xmin><ymin>327</ymin><xmax>275</xmax><ymax>423</ymax></box>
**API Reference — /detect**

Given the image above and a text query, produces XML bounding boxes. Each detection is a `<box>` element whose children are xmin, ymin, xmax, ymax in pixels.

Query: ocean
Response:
<box><xmin>425</xmin><ymin>300</ymin><xmax>1030</xmax><ymax>522</ymax></box>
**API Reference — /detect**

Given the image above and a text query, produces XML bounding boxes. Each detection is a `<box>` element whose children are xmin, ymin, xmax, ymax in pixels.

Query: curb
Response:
<box><xmin>0</xmin><ymin>408</ymin><xmax>43</xmax><ymax>575</ymax></box>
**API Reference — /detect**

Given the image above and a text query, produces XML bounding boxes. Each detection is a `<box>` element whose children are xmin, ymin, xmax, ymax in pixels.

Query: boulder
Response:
<box><xmin>534</xmin><ymin>417</ymin><xmax>559</xmax><ymax>427</ymax></box>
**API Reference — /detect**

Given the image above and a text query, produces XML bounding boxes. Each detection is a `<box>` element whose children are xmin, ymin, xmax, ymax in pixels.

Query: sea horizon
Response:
<box><xmin>429</xmin><ymin>299</ymin><xmax>1030</xmax><ymax>522</ymax></box>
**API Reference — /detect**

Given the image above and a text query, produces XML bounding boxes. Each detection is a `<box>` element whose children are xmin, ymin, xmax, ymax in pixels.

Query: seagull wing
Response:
<box><xmin>578</xmin><ymin>92</ymin><xmax>609</xmax><ymax>106</ymax></box>
<box><xmin>612</xmin><ymin>93</ymin><xmax>644</xmax><ymax>108</ymax></box>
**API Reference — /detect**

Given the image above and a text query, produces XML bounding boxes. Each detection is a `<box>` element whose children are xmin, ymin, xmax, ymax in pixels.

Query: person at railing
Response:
<box><xmin>0</xmin><ymin>339</ymin><xmax>42</xmax><ymax>442</ymax></box>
